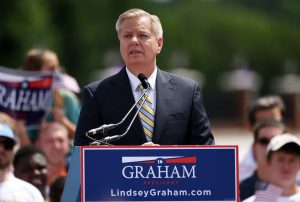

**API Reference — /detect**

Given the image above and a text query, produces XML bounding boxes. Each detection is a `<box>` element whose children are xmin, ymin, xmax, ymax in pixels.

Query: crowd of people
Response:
<box><xmin>239</xmin><ymin>95</ymin><xmax>300</xmax><ymax>201</ymax></box>
<box><xmin>0</xmin><ymin>8</ymin><xmax>299</xmax><ymax>202</ymax></box>
<box><xmin>0</xmin><ymin>48</ymin><xmax>80</xmax><ymax>202</ymax></box>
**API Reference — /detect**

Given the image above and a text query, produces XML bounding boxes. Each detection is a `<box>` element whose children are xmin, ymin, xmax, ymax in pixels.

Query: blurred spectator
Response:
<box><xmin>243</xmin><ymin>133</ymin><xmax>300</xmax><ymax>201</ymax></box>
<box><xmin>239</xmin><ymin>95</ymin><xmax>285</xmax><ymax>182</ymax></box>
<box><xmin>0</xmin><ymin>122</ymin><xmax>44</xmax><ymax>201</ymax></box>
<box><xmin>49</xmin><ymin>176</ymin><xmax>66</xmax><ymax>202</ymax></box>
<box><xmin>0</xmin><ymin>112</ymin><xmax>31</xmax><ymax>147</ymax></box>
<box><xmin>239</xmin><ymin>119</ymin><xmax>286</xmax><ymax>200</ymax></box>
<box><xmin>14</xmin><ymin>145</ymin><xmax>48</xmax><ymax>200</ymax></box>
<box><xmin>21</xmin><ymin>48</ymin><xmax>81</xmax><ymax>141</ymax></box>
<box><xmin>35</xmin><ymin>122</ymin><xmax>69</xmax><ymax>186</ymax></box>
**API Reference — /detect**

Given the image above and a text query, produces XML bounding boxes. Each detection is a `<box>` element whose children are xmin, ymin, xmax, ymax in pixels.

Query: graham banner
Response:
<box><xmin>0</xmin><ymin>66</ymin><xmax>55</xmax><ymax>129</ymax></box>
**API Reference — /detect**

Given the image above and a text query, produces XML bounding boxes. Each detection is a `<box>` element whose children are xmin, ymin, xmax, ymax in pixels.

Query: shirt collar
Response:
<box><xmin>126</xmin><ymin>67</ymin><xmax>157</xmax><ymax>91</ymax></box>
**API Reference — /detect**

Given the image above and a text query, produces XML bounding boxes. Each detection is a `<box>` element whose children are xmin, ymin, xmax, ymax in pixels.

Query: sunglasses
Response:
<box><xmin>256</xmin><ymin>137</ymin><xmax>271</xmax><ymax>146</ymax></box>
<box><xmin>0</xmin><ymin>140</ymin><xmax>15</xmax><ymax>150</ymax></box>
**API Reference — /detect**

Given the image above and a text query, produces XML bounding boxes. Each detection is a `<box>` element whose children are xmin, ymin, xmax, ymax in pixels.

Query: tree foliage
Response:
<box><xmin>1</xmin><ymin>0</ymin><xmax>299</xmax><ymax>94</ymax></box>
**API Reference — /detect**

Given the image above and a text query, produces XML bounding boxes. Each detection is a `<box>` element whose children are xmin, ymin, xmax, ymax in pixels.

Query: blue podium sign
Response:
<box><xmin>81</xmin><ymin>146</ymin><xmax>238</xmax><ymax>202</ymax></box>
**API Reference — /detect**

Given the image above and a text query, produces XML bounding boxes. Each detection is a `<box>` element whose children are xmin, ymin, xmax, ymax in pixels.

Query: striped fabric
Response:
<box><xmin>138</xmin><ymin>85</ymin><xmax>155</xmax><ymax>142</ymax></box>
<box><xmin>254</xmin><ymin>184</ymin><xmax>283</xmax><ymax>202</ymax></box>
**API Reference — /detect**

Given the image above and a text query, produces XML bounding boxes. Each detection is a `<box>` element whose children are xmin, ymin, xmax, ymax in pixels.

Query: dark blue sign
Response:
<box><xmin>0</xmin><ymin>66</ymin><xmax>54</xmax><ymax>129</ymax></box>
<box><xmin>81</xmin><ymin>146</ymin><xmax>238</xmax><ymax>202</ymax></box>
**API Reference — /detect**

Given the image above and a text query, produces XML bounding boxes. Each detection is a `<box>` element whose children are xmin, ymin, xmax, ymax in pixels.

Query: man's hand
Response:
<box><xmin>141</xmin><ymin>142</ymin><xmax>160</xmax><ymax>146</ymax></box>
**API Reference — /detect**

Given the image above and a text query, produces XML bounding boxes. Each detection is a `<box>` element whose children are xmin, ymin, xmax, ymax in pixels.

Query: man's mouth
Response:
<box><xmin>31</xmin><ymin>178</ymin><xmax>43</xmax><ymax>185</ymax></box>
<box><xmin>130</xmin><ymin>50</ymin><xmax>142</xmax><ymax>54</ymax></box>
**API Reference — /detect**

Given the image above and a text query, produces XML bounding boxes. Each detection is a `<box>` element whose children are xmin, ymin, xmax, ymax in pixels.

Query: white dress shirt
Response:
<box><xmin>126</xmin><ymin>67</ymin><xmax>157</xmax><ymax>112</ymax></box>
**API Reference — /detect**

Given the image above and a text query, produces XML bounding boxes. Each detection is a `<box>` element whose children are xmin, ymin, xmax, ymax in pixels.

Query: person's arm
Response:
<box><xmin>51</xmin><ymin>107</ymin><xmax>76</xmax><ymax>138</ymax></box>
<box><xmin>187</xmin><ymin>82</ymin><xmax>214</xmax><ymax>145</ymax></box>
<box><xmin>14</xmin><ymin>120</ymin><xmax>31</xmax><ymax>146</ymax></box>
<box><xmin>74</xmin><ymin>84</ymin><xmax>103</xmax><ymax>146</ymax></box>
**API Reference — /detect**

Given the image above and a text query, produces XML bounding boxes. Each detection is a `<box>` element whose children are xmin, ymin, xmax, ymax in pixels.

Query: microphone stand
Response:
<box><xmin>86</xmin><ymin>87</ymin><xmax>150</xmax><ymax>145</ymax></box>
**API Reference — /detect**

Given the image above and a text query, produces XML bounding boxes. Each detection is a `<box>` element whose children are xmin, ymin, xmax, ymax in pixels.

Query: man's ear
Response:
<box><xmin>157</xmin><ymin>37</ymin><xmax>163</xmax><ymax>54</ymax></box>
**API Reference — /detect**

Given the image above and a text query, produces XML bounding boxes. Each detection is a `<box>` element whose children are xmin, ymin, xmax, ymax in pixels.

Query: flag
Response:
<box><xmin>254</xmin><ymin>184</ymin><xmax>283</xmax><ymax>202</ymax></box>
<box><xmin>0</xmin><ymin>66</ymin><xmax>55</xmax><ymax>129</ymax></box>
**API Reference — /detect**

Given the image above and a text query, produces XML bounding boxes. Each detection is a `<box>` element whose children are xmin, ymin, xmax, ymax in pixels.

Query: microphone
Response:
<box><xmin>101</xmin><ymin>89</ymin><xmax>150</xmax><ymax>144</ymax></box>
<box><xmin>86</xmin><ymin>73</ymin><xmax>150</xmax><ymax>143</ymax></box>
<box><xmin>86</xmin><ymin>124</ymin><xmax>117</xmax><ymax>136</ymax></box>
<box><xmin>138</xmin><ymin>73</ymin><xmax>150</xmax><ymax>89</ymax></box>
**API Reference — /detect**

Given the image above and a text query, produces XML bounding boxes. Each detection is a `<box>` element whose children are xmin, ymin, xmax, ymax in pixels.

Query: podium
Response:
<box><xmin>62</xmin><ymin>146</ymin><xmax>238</xmax><ymax>202</ymax></box>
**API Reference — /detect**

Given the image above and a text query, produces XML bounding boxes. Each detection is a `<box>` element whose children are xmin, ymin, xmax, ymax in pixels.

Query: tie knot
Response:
<box><xmin>139</xmin><ymin>84</ymin><xmax>145</xmax><ymax>91</ymax></box>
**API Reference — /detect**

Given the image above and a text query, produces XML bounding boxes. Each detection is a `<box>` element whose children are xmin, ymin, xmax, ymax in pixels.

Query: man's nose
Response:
<box><xmin>130</xmin><ymin>36</ymin><xmax>139</xmax><ymax>44</ymax></box>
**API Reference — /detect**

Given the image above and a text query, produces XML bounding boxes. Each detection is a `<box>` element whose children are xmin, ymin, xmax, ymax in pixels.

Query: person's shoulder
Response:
<box><xmin>242</xmin><ymin>195</ymin><xmax>255</xmax><ymax>202</ymax></box>
<box><xmin>8</xmin><ymin>175</ymin><xmax>43</xmax><ymax>196</ymax></box>
<box><xmin>11</xmin><ymin>176</ymin><xmax>38</xmax><ymax>190</ymax></box>
<box><xmin>84</xmin><ymin>71</ymin><xmax>121</xmax><ymax>92</ymax></box>
<box><xmin>160</xmin><ymin>70</ymin><xmax>197</xmax><ymax>86</ymax></box>
<box><xmin>240</xmin><ymin>172</ymin><xmax>257</xmax><ymax>187</ymax></box>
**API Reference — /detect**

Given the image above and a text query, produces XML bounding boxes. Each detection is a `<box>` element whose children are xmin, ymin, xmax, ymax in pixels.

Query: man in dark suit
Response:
<box><xmin>74</xmin><ymin>8</ymin><xmax>214</xmax><ymax>146</ymax></box>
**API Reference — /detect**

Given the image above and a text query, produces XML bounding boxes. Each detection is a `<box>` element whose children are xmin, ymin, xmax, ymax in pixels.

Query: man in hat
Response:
<box><xmin>0</xmin><ymin>122</ymin><xmax>44</xmax><ymax>201</ymax></box>
<box><xmin>239</xmin><ymin>119</ymin><xmax>286</xmax><ymax>200</ymax></box>
<box><xmin>243</xmin><ymin>133</ymin><xmax>300</xmax><ymax>201</ymax></box>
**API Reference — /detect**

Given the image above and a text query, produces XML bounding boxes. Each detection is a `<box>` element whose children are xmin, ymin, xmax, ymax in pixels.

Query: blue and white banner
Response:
<box><xmin>81</xmin><ymin>146</ymin><xmax>239</xmax><ymax>202</ymax></box>
<box><xmin>0</xmin><ymin>66</ymin><xmax>54</xmax><ymax>129</ymax></box>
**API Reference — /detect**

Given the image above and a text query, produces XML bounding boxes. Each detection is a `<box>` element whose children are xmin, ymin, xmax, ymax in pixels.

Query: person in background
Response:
<box><xmin>239</xmin><ymin>95</ymin><xmax>285</xmax><ymax>182</ymax></box>
<box><xmin>0</xmin><ymin>112</ymin><xmax>31</xmax><ymax>147</ymax></box>
<box><xmin>74</xmin><ymin>8</ymin><xmax>214</xmax><ymax>146</ymax></box>
<box><xmin>40</xmin><ymin>50</ymin><xmax>81</xmax><ymax>140</ymax></box>
<box><xmin>14</xmin><ymin>145</ymin><xmax>49</xmax><ymax>200</ymax></box>
<box><xmin>35</xmin><ymin>122</ymin><xmax>69</xmax><ymax>186</ymax></box>
<box><xmin>239</xmin><ymin>119</ymin><xmax>286</xmax><ymax>200</ymax></box>
<box><xmin>21</xmin><ymin>48</ymin><xmax>81</xmax><ymax>141</ymax></box>
<box><xmin>49</xmin><ymin>176</ymin><xmax>66</xmax><ymax>202</ymax></box>
<box><xmin>243</xmin><ymin>133</ymin><xmax>300</xmax><ymax>202</ymax></box>
<box><xmin>0</xmin><ymin>122</ymin><xmax>44</xmax><ymax>201</ymax></box>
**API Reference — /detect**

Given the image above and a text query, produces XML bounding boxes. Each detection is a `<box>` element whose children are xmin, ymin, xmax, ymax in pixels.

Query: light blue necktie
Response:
<box><xmin>137</xmin><ymin>85</ymin><xmax>155</xmax><ymax>142</ymax></box>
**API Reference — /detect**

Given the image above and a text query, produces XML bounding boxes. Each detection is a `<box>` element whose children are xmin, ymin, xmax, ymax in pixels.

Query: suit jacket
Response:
<box><xmin>74</xmin><ymin>67</ymin><xmax>214</xmax><ymax>146</ymax></box>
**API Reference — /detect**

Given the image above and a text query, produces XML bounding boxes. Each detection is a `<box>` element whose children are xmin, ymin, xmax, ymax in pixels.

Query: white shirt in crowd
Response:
<box><xmin>0</xmin><ymin>172</ymin><xmax>44</xmax><ymax>202</ymax></box>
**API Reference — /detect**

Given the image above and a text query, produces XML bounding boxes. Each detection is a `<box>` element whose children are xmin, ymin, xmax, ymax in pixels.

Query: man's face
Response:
<box><xmin>41</xmin><ymin>52</ymin><xmax>59</xmax><ymax>72</ymax></box>
<box><xmin>269</xmin><ymin>151</ymin><xmax>300</xmax><ymax>186</ymax></box>
<box><xmin>0</xmin><ymin>137</ymin><xmax>14</xmax><ymax>170</ymax></box>
<box><xmin>253</xmin><ymin>126</ymin><xmax>284</xmax><ymax>167</ymax></box>
<box><xmin>118</xmin><ymin>16</ymin><xmax>163</xmax><ymax>73</ymax></box>
<box><xmin>14</xmin><ymin>153</ymin><xmax>48</xmax><ymax>193</ymax></box>
<box><xmin>39</xmin><ymin>130</ymin><xmax>68</xmax><ymax>166</ymax></box>
<box><xmin>254</xmin><ymin>107</ymin><xmax>282</xmax><ymax>125</ymax></box>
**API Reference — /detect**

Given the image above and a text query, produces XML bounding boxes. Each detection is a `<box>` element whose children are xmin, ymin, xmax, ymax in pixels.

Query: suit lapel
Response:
<box><xmin>153</xmin><ymin>70</ymin><xmax>176</xmax><ymax>142</ymax></box>
<box><xmin>109</xmin><ymin>68</ymin><xmax>146</xmax><ymax>143</ymax></box>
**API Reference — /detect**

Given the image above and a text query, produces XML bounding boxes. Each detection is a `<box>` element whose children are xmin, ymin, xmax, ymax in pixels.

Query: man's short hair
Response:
<box><xmin>116</xmin><ymin>8</ymin><xmax>163</xmax><ymax>39</ymax></box>
<box><xmin>253</xmin><ymin>119</ymin><xmax>286</xmax><ymax>142</ymax></box>
<box><xmin>13</xmin><ymin>145</ymin><xmax>47</xmax><ymax>168</ymax></box>
<box><xmin>247</xmin><ymin>95</ymin><xmax>285</xmax><ymax>126</ymax></box>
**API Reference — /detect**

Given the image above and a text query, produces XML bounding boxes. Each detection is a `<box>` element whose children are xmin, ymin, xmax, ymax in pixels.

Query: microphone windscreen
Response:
<box><xmin>138</xmin><ymin>73</ymin><xmax>148</xmax><ymax>89</ymax></box>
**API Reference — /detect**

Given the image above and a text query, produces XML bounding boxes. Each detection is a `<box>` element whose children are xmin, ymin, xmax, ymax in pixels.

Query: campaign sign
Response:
<box><xmin>0</xmin><ymin>66</ymin><xmax>54</xmax><ymax>129</ymax></box>
<box><xmin>81</xmin><ymin>146</ymin><xmax>238</xmax><ymax>202</ymax></box>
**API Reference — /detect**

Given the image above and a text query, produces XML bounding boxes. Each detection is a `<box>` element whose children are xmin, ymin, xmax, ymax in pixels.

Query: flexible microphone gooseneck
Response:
<box><xmin>86</xmin><ymin>73</ymin><xmax>150</xmax><ymax>145</ymax></box>
<box><xmin>101</xmin><ymin>89</ymin><xmax>150</xmax><ymax>144</ymax></box>
<box><xmin>86</xmin><ymin>73</ymin><xmax>150</xmax><ymax>136</ymax></box>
